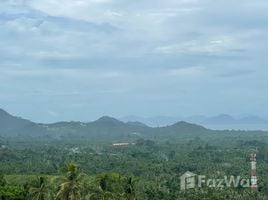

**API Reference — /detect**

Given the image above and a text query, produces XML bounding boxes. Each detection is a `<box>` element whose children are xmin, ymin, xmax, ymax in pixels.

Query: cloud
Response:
<box><xmin>166</xmin><ymin>66</ymin><xmax>205</xmax><ymax>78</ymax></box>
<box><xmin>1</xmin><ymin>0</ymin><xmax>268</xmax><ymax>121</ymax></box>
<box><xmin>154</xmin><ymin>36</ymin><xmax>237</xmax><ymax>55</ymax></box>
<box><xmin>219</xmin><ymin>69</ymin><xmax>256</xmax><ymax>78</ymax></box>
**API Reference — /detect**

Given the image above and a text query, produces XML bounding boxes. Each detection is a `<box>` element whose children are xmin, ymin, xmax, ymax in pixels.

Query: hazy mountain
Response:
<box><xmin>201</xmin><ymin>115</ymin><xmax>268</xmax><ymax>131</ymax></box>
<box><xmin>126</xmin><ymin>121</ymin><xmax>148</xmax><ymax>127</ymax></box>
<box><xmin>0</xmin><ymin>108</ymin><xmax>34</xmax><ymax>136</ymax></box>
<box><xmin>238</xmin><ymin>116</ymin><xmax>267</xmax><ymax>124</ymax></box>
<box><xmin>94</xmin><ymin>116</ymin><xmax>126</xmax><ymax>126</ymax></box>
<box><xmin>158</xmin><ymin>121</ymin><xmax>209</xmax><ymax>137</ymax></box>
<box><xmin>120</xmin><ymin>116</ymin><xmax>181</xmax><ymax>127</ymax></box>
<box><xmin>0</xmin><ymin>109</ymin><xmax>208</xmax><ymax>139</ymax></box>
<box><xmin>203</xmin><ymin>114</ymin><xmax>236</xmax><ymax>124</ymax></box>
<box><xmin>1</xmin><ymin>108</ymin><xmax>267</xmax><ymax>139</ymax></box>
<box><xmin>184</xmin><ymin>115</ymin><xmax>207</xmax><ymax>124</ymax></box>
<box><xmin>121</xmin><ymin>114</ymin><xmax>268</xmax><ymax>129</ymax></box>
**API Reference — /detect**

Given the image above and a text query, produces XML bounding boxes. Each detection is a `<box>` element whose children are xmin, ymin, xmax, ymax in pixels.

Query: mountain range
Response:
<box><xmin>0</xmin><ymin>108</ymin><xmax>209</xmax><ymax>140</ymax></box>
<box><xmin>0</xmin><ymin>108</ymin><xmax>267</xmax><ymax>140</ymax></box>
<box><xmin>120</xmin><ymin>114</ymin><xmax>268</xmax><ymax>127</ymax></box>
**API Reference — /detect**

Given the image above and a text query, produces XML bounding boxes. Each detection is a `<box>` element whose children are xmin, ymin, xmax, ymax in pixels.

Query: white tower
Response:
<box><xmin>250</xmin><ymin>153</ymin><xmax>257</xmax><ymax>192</ymax></box>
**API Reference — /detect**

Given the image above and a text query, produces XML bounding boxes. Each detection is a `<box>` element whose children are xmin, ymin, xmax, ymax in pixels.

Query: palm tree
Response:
<box><xmin>56</xmin><ymin>163</ymin><xmax>87</xmax><ymax>200</ymax></box>
<box><xmin>29</xmin><ymin>177</ymin><xmax>47</xmax><ymax>200</ymax></box>
<box><xmin>0</xmin><ymin>174</ymin><xmax>7</xmax><ymax>186</ymax></box>
<box><xmin>90</xmin><ymin>175</ymin><xmax>114</xmax><ymax>200</ymax></box>
<box><xmin>123</xmin><ymin>177</ymin><xmax>135</xmax><ymax>200</ymax></box>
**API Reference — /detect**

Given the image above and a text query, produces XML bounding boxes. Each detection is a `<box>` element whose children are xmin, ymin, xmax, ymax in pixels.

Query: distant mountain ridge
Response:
<box><xmin>120</xmin><ymin>116</ymin><xmax>181</xmax><ymax>127</ymax></box>
<box><xmin>0</xmin><ymin>108</ymin><xmax>33</xmax><ymax>134</ymax></box>
<box><xmin>0</xmin><ymin>108</ymin><xmax>209</xmax><ymax>139</ymax></box>
<box><xmin>121</xmin><ymin>114</ymin><xmax>268</xmax><ymax>127</ymax></box>
<box><xmin>202</xmin><ymin>114</ymin><xmax>268</xmax><ymax>125</ymax></box>
<box><xmin>0</xmin><ymin>109</ymin><xmax>267</xmax><ymax>139</ymax></box>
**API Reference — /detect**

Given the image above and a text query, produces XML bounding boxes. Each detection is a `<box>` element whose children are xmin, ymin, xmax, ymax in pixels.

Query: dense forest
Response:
<box><xmin>1</xmin><ymin>135</ymin><xmax>268</xmax><ymax>199</ymax></box>
<box><xmin>0</xmin><ymin>110</ymin><xmax>268</xmax><ymax>199</ymax></box>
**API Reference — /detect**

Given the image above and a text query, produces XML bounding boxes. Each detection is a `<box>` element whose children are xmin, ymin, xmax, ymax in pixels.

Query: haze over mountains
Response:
<box><xmin>1</xmin><ymin>108</ymin><xmax>268</xmax><ymax>140</ymax></box>
<box><xmin>121</xmin><ymin>114</ymin><xmax>268</xmax><ymax>130</ymax></box>
<box><xmin>0</xmin><ymin>108</ymin><xmax>209</xmax><ymax>139</ymax></box>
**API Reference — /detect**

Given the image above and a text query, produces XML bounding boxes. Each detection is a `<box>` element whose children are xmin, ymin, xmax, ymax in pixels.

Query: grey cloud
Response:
<box><xmin>219</xmin><ymin>69</ymin><xmax>256</xmax><ymax>78</ymax></box>
<box><xmin>0</xmin><ymin>0</ymin><xmax>267</xmax><ymax>122</ymax></box>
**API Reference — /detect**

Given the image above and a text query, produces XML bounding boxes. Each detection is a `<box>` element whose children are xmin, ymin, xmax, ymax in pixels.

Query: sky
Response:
<box><xmin>0</xmin><ymin>0</ymin><xmax>268</xmax><ymax>122</ymax></box>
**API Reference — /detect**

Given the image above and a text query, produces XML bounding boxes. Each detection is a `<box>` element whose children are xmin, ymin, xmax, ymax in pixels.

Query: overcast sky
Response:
<box><xmin>0</xmin><ymin>0</ymin><xmax>268</xmax><ymax>122</ymax></box>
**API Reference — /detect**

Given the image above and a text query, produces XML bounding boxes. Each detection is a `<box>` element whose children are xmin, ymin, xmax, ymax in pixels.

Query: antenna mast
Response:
<box><xmin>250</xmin><ymin>152</ymin><xmax>258</xmax><ymax>192</ymax></box>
